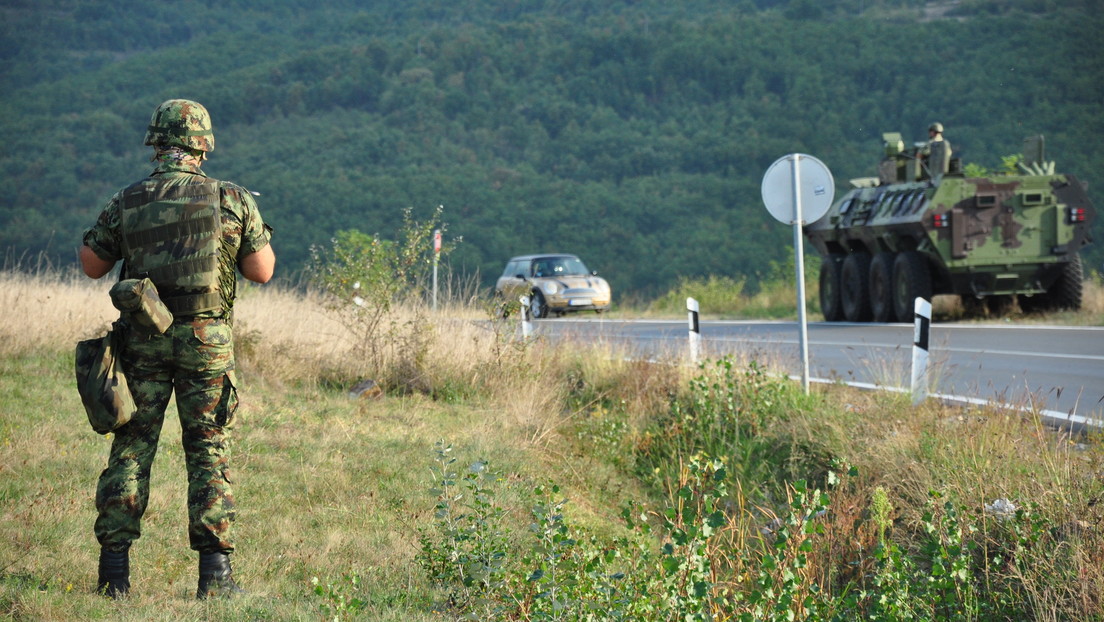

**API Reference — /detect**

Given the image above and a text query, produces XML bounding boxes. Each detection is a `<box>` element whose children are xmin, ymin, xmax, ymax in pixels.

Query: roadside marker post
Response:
<box><xmin>520</xmin><ymin>295</ymin><xmax>533</xmax><ymax>339</ymax></box>
<box><xmin>687</xmin><ymin>297</ymin><xmax>701</xmax><ymax>364</ymax></box>
<box><xmin>911</xmin><ymin>297</ymin><xmax>932</xmax><ymax>405</ymax></box>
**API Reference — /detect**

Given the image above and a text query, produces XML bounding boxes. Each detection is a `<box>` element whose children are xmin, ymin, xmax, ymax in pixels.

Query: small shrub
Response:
<box><xmin>647</xmin><ymin>274</ymin><xmax>748</xmax><ymax>316</ymax></box>
<box><xmin>310</xmin><ymin>573</ymin><xmax>368</xmax><ymax>621</ymax></box>
<box><xmin>635</xmin><ymin>356</ymin><xmax>827</xmax><ymax>504</ymax></box>
<box><xmin>308</xmin><ymin>205</ymin><xmax>452</xmax><ymax>383</ymax></box>
<box><xmin>734</xmin><ymin>477</ymin><xmax>835</xmax><ymax>621</ymax></box>
<box><xmin>415</xmin><ymin>441</ymin><xmax>510</xmax><ymax>615</ymax></box>
<box><xmin>644</xmin><ymin>255</ymin><xmax>819</xmax><ymax>319</ymax></box>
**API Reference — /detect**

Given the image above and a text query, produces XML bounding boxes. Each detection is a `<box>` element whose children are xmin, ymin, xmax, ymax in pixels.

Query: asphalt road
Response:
<box><xmin>526</xmin><ymin>317</ymin><xmax>1104</xmax><ymax>427</ymax></box>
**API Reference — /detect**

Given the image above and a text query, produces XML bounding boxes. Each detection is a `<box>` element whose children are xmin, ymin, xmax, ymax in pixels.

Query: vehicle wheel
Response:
<box><xmin>529</xmin><ymin>290</ymin><xmax>548</xmax><ymax>319</ymax></box>
<box><xmin>1050</xmin><ymin>252</ymin><xmax>1083</xmax><ymax>310</ymax></box>
<box><xmin>892</xmin><ymin>251</ymin><xmax>932</xmax><ymax>322</ymax></box>
<box><xmin>869</xmin><ymin>252</ymin><xmax>896</xmax><ymax>323</ymax></box>
<box><xmin>841</xmin><ymin>252</ymin><xmax>873</xmax><ymax>322</ymax></box>
<box><xmin>819</xmin><ymin>254</ymin><xmax>845</xmax><ymax>322</ymax></box>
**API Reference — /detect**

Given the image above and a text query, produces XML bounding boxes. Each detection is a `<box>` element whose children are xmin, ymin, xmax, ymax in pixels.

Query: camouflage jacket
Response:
<box><xmin>84</xmin><ymin>160</ymin><xmax>272</xmax><ymax>318</ymax></box>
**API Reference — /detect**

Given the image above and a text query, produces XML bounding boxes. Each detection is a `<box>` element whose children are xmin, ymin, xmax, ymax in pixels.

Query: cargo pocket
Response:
<box><xmin>215</xmin><ymin>370</ymin><xmax>239</xmax><ymax>427</ymax></box>
<box><xmin>193</xmin><ymin>318</ymin><xmax>232</xmax><ymax>346</ymax></box>
<box><xmin>191</xmin><ymin>318</ymin><xmax>234</xmax><ymax>369</ymax></box>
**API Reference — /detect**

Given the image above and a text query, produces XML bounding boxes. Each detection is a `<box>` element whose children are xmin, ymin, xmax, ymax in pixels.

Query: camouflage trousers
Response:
<box><xmin>94</xmin><ymin>317</ymin><xmax>239</xmax><ymax>553</ymax></box>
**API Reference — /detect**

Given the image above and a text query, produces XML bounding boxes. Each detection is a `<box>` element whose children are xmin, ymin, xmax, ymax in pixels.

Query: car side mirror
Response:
<box><xmin>515</xmin><ymin>273</ymin><xmax>525</xmax><ymax>279</ymax></box>
<box><xmin>591</xmin><ymin>270</ymin><xmax>598</xmax><ymax>276</ymax></box>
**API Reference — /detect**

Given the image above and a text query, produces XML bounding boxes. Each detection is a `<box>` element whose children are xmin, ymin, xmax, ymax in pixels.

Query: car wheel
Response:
<box><xmin>529</xmin><ymin>291</ymin><xmax>547</xmax><ymax>319</ymax></box>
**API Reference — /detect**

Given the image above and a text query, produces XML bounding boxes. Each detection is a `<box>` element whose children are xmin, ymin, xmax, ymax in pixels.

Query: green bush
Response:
<box><xmin>635</xmin><ymin>356</ymin><xmax>828</xmax><ymax>504</ymax></box>
<box><xmin>307</xmin><ymin>205</ymin><xmax>451</xmax><ymax>384</ymax></box>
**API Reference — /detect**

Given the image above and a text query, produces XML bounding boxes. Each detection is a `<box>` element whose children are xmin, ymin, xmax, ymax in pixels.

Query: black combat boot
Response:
<box><xmin>97</xmin><ymin>547</ymin><xmax>130</xmax><ymax>599</ymax></box>
<box><xmin>196</xmin><ymin>551</ymin><xmax>244</xmax><ymax>599</ymax></box>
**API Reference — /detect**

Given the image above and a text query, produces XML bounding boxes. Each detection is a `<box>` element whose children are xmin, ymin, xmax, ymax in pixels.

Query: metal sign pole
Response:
<box><xmin>790</xmin><ymin>156</ymin><xmax>810</xmax><ymax>394</ymax></box>
<box><xmin>762</xmin><ymin>152</ymin><xmax>833</xmax><ymax>399</ymax></box>
<box><xmin>432</xmin><ymin>229</ymin><xmax>441</xmax><ymax>311</ymax></box>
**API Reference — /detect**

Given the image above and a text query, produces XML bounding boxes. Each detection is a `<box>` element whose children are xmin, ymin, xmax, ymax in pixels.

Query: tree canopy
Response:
<box><xmin>1</xmin><ymin>0</ymin><xmax>1100</xmax><ymax>296</ymax></box>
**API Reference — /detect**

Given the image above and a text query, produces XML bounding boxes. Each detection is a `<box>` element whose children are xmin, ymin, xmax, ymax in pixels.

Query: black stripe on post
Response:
<box><xmin>914</xmin><ymin>309</ymin><xmax>930</xmax><ymax>351</ymax></box>
<box><xmin>687</xmin><ymin>297</ymin><xmax>700</xmax><ymax>334</ymax></box>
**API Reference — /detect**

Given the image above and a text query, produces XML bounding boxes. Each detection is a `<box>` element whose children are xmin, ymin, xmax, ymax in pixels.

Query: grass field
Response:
<box><xmin>1</xmin><ymin>268</ymin><xmax>1101</xmax><ymax>621</ymax></box>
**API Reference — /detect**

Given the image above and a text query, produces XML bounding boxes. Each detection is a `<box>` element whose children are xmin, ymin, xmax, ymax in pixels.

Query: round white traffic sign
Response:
<box><xmin>761</xmin><ymin>153</ymin><xmax>835</xmax><ymax>224</ymax></box>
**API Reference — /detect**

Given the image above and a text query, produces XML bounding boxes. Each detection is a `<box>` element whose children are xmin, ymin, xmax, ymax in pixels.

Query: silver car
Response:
<box><xmin>495</xmin><ymin>254</ymin><xmax>611</xmax><ymax>319</ymax></box>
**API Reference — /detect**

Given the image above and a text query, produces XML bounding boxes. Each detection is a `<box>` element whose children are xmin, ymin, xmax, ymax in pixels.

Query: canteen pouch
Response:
<box><xmin>110</xmin><ymin>278</ymin><xmax>174</xmax><ymax>334</ymax></box>
<box><xmin>75</xmin><ymin>322</ymin><xmax>136</xmax><ymax>434</ymax></box>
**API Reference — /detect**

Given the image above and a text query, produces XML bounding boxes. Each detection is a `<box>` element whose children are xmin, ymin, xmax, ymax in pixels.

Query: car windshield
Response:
<box><xmin>531</xmin><ymin>257</ymin><xmax>589</xmax><ymax>277</ymax></box>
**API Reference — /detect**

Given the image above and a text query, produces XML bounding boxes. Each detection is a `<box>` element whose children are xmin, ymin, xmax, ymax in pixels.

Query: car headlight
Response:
<box><xmin>542</xmin><ymin>281</ymin><xmax>559</xmax><ymax>295</ymax></box>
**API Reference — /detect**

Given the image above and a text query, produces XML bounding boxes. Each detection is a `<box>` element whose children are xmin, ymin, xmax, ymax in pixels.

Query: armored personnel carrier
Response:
<box><xmin>804</xmin><ymin>132</ymin><xmax>1094</xmax><ymax>322</ymax></box>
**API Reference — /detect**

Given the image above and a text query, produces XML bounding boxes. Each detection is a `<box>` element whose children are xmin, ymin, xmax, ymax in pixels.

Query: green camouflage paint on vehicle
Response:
<box><xmin>805</xmin><ymin>133</ymin><xmax>1095</xmax><ymax>322</ymax></box>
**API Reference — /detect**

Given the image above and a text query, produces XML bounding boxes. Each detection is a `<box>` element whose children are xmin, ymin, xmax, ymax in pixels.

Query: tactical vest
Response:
<box><xmin>118</xmin><ymin>177</ymin><xmax>225</xmax><ymax>317</ymax></box>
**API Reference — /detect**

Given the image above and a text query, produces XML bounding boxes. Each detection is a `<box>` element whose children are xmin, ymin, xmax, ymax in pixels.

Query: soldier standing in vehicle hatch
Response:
<box><xmin>920</xmin><ymin>121</ymin><xmax>952</xmax><ymax>176</ymax></box>
<box><xmin>79</xmin><ymin>99</ymin><xmax>275</xmax><ymax>600</ymax></box>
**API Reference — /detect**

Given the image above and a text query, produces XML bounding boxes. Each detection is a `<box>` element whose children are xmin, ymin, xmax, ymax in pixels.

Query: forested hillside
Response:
<box><xmin>2</xmin><ymin>0</ymin><xmax>1100</xmax><ymax>296</ymax></box>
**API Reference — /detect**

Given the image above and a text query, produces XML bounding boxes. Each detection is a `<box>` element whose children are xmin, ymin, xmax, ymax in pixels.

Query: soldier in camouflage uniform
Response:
<box><xmin>79</xmin><ymin>99</ymin><xmax>275</xmax><ymax>599</ymax></box>
<box><xmin>920</xmin><ymin>121</ymin><xmax>952</xmax><ymax>176</ymax></box>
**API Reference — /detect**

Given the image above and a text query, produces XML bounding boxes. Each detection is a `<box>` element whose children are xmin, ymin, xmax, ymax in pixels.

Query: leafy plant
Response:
<box><xmin>415</xmin><ymin>441</ymin><xmax>510</xmax><ymax>615</ymax></box>
<box><xmin>519</xmin><ymin>483</ymin><xmax>581</xmax><ymax>620</ymax></box>
<box><xmin>311</xmin><ymin>573</ymin><xmax>368</xmax><ymax>622</ymax></box>
<box><xmin>654</xmin><ymin>457</ymin><xmax>729</xmax><ymax>620</ymax></box>
<box><xmin>916</xmin><ymin>493</ymin><xmax>980</xmax><ymax>621</ymax></box>
<box><xmin>637</xmin><ymin>356</ymin><xmax>823</xmax><ymax>505</ymax></box>
<box><xmin>736</xmin><ymin>471</ymin><xmax>850</xmax><ymax>622</ymax></box>
<box><xmin>308</xmin><ymin>205</ymin><xmax>454</xmax><ymax>381</ymax></box>
<box><xmin>647</xmin><ymin>274</ymin><xmax>748</xmax><ymax>316</ymax></box>
<box><xmin>835</xmin><ymin>489</ymin><xmax>1038</xmax><ymax>621</ymax></box>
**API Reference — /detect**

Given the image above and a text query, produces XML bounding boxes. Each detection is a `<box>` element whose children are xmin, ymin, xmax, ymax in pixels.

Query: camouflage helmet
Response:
<box><xmin>143</xmin><ymin>99</ymin><xmax>214</xmax><ymax>152</ymax></box>
<box><xmin>928</xmin><ymin>122</ymin><xmax>944</xmax><ymax>134</ymax></box>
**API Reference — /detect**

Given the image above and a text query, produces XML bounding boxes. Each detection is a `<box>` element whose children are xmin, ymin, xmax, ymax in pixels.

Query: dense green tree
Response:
<box><xmin>1</xmin><ymin>1</ymin><xmax>1100</xmax><ymax>297</ymax></box>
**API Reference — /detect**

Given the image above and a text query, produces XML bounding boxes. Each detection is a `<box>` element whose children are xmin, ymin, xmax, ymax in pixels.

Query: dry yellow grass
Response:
<box><xmin>0</xmin><ymin>269</ymin><xmax>662</xmax><ymax>620</ymax></box>
<box><xmin>3</xmin><ymin>268</ymin><xmax>1102</xmax><ymax>620</ymax></box>
<box><xmin>0</xmin><ymin>268</ymin><xmax>659</xmax><ymax>450</ymax></box>
<box><xmin>0</xmin><ymin>269</ymin><xmax>117</xmax><ymax>357</ymax></box>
